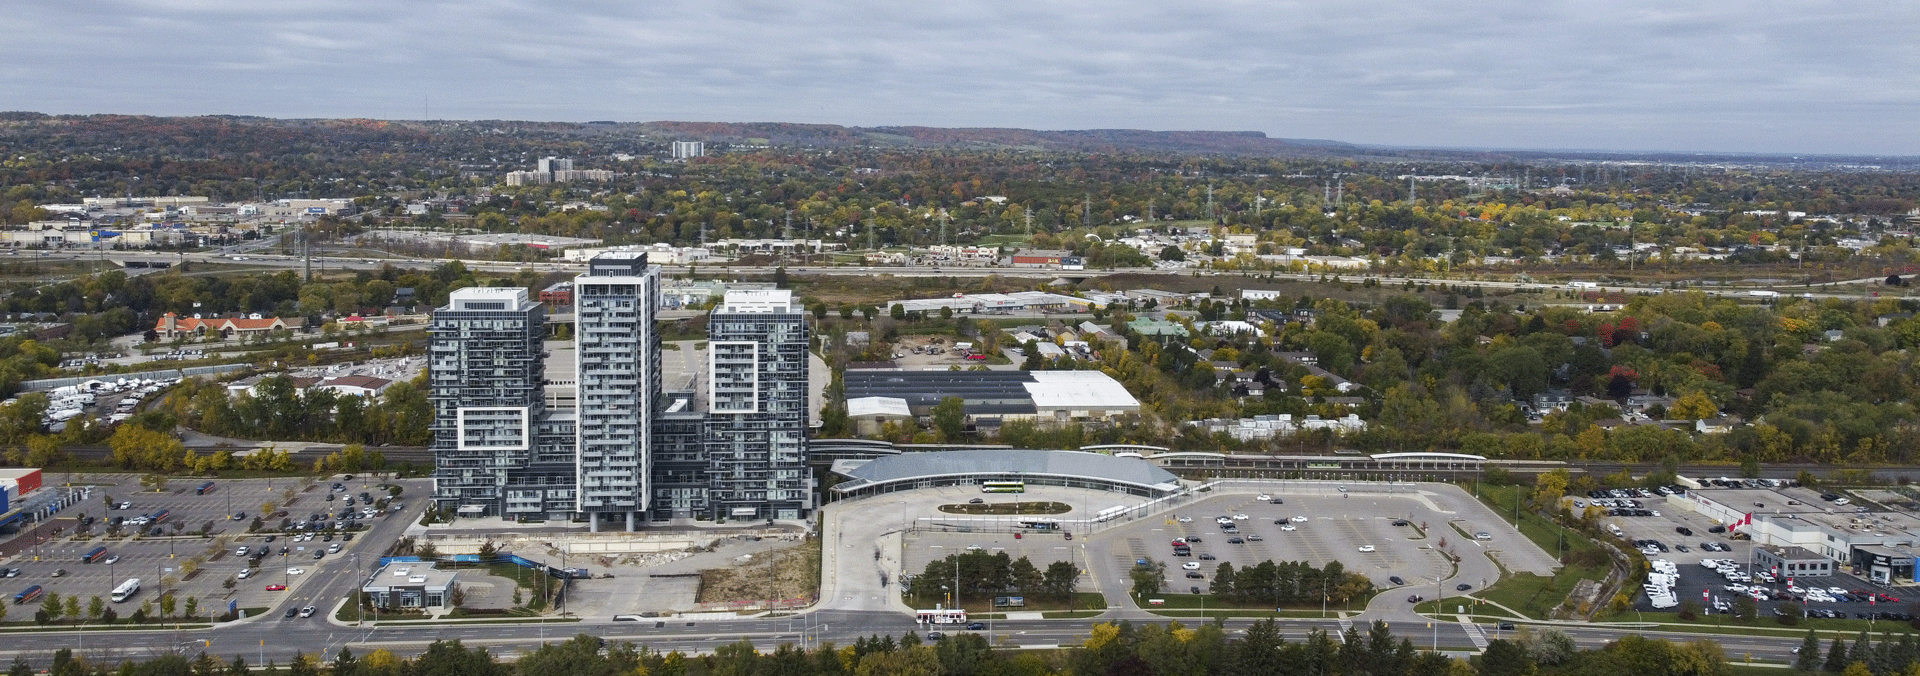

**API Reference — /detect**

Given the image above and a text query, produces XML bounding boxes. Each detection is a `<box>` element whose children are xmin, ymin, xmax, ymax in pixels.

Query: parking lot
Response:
<box><xmin>1609</xmin><ymin>484</ymin><xmax>1916</xmax><ymax>620</ymax></box>
<box><xmin>1081</xmin><ymin>483</ymin><xmax>1551</xmax><ymax>602</ymax></box>
<box><xmin>0</xmin><ymin>473</ymin><xmax>404</xmax><ymax>617</ymax></box>
<box><xmin>1639</xmin><ymin>551</ymin><xmax>1909</xmax><ymax>621</ymax></box>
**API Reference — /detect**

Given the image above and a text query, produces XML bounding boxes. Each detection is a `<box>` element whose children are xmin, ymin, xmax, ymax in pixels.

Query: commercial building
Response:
<box><xmin>573</xmin><ymin>253</ymin><xmax>661</xmax><ymax>531</ymax></box>
<box><xmin>1674</xmin><ymin>483</ymin><xmax>1920</xmax><ymax>583</ymax></box>
<box><xmin>830</xmin><ymin>449</ymin><xmax>1181</xmax><ymax>500</ymax></box>
<box><xmin>361</xmin><ymin>563</ymin><xmax>459</xmax><ymax>609</ymax></box>
<box><xmin>539</xmin><ymin>282</ymin><xmax>573</xmax><ymax>307</ymax></box>
<box><xmin>153</xmin><ymin>313</ymin><xmax>291</xmax><ymax>340</ymax></box>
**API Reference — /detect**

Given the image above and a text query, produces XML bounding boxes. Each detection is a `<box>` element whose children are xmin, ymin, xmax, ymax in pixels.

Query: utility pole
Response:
<box><xmin>302</xmin><ymin>226</ymin><xmax>311</xmax><ymax>282</ymax></box>
<box><xmin>783</xmin><ymin>210</ymin><xmax>792</xmax><ymax>240</ymax></box>
<box><xmin>1083</xmin><ymin>192</ymin><xmax>1092</xmax><ymax>228</ymax></box>
<box><xmin>1023</xmin><ymin>208</ymin><xmax>1032</xmax><ymax>238</ymax></box>
<box><xmin>1206</xmin><ymin>185</ymin><xmax>1214</xmax><ymax>222</ymax></box>
<box><xmin>1409</xmin><ymin>176</ymin><xmax>1417</xmax><ymax>205</ymax></box>
<box><xmin>939</xmin><ymin>210</ymin><xmax>948</xmax><ymax>247</ymax></box>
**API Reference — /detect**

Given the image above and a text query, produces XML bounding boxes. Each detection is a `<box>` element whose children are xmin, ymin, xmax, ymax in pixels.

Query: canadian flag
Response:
<box><xmin>1729</xmin><ymin>513</ymin><xmax>1753</xmax><ymax>531</ymax></box>
<box><xmin>1703</xmin><ymin>588</ymin><xmax>1710</xmax><ymax>602</ymax></box>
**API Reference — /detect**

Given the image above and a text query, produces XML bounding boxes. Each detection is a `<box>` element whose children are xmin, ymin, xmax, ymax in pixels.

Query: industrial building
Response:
<box><xmin>842</xmin><ymin>369</ymin><xmax>1139</xmax><ymax>427</ymax></box>
<box><xmin>885</xmin><ymin>291</ymin><xmax>1095</xmax><ymax>316</ymax></box>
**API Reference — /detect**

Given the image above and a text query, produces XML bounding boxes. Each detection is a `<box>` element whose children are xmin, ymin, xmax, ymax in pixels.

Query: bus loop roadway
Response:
<box><xmin>0</xmin><ymin>481</ymin><xmax>1802</xmax><ymax>664</ymax></box>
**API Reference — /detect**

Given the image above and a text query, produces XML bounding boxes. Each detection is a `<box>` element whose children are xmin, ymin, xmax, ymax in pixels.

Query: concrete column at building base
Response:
<box><xmin>625</xmin><ymin>510</ymin><xmax>635</xmax><ymax>531</ymax></box>
<box><xmin>590</xmin><ymin>513</ymin><xmax>601</xmax><ymax>533</ymax></box>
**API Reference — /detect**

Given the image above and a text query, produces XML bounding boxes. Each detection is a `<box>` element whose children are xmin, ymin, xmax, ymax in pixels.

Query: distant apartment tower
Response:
<box><xmin>429</xmin><ymin>288</ymin><xmax>576</xmax><ymax>518</ymax></box>
<box><xmin>506</xmin><ymin>157</ymin><xmax>612</xmax><ymax>186</ymax></box>
<box><xmin>701</xmin><ymin>290</ymin><xmax>812</xmax><ymax>521</ymax></box>
<box><xmin>671</xmin><ymin>141</ymin><xmax>704</xmax><ymax>160</ymax></box>
<box><xmin>572</xmin><ymin>253</ymin><xmax>661</xmax><ymax>531</ymax></box>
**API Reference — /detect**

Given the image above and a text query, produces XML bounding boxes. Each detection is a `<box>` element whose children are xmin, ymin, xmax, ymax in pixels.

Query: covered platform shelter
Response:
<box><xmin>829</xmin><ymin>449</ymin><xmax>1183</xmax><ymax>500</ymax></box>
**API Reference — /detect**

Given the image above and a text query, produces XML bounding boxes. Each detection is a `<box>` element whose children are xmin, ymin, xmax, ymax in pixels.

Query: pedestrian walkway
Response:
<box><xmin>1337</xmin><ymin>615</ymin><xmax>1353</xmax><ymax>634</ymax></box>
<box><xmin>1456</xmin><ymin>615</ymin><xmax>1489</xmax><ymax>650</ymax></box>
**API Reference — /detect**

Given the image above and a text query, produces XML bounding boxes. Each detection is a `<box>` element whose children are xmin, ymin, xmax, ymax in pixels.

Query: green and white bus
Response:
<box><xmin>980</xmin><ymin>481</ymin><xmax>1026</xmax><ymax>494</ymax></box>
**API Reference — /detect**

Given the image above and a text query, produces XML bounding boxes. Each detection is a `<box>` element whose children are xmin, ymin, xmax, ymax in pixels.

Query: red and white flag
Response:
<box><xmin>1729</xmin><ymin>513</ymin><xmax>1753</xmax><ymax>531</ymax></box>
<box><xmin>1703</xmin><ymin>588</ymin><xmax>1710</xmax><ymax>602</ymax></box>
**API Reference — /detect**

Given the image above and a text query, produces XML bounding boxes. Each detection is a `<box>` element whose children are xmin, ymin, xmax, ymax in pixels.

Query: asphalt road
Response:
<box><xmin>0</xmin><ymin>478</ymin><xmax>1814</xmax><ymax>665</ymax></box>
<box><xmin>0</xmin><ymin>608</ymin><xmax>1807</xmax><ymax>664</ymax></box>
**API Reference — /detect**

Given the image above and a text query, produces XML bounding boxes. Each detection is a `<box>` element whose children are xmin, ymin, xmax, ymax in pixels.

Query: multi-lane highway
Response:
<box><xmin>32</xmin><ymin>246</ymin><xmax>1901</xmax><ymax>302</ymax></box>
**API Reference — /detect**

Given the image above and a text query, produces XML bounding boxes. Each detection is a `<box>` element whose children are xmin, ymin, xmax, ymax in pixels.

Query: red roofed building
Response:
<box><xmin>155</xmin><ymin>313</ymin><xmax>289</xmax><ymax>339</ymax></box>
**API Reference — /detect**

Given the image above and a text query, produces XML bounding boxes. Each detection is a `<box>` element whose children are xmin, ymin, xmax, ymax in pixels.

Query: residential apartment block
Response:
<box><xmin>429</xmin><ymin>255</ymin><xmax>812</xmax><ymax>527</ymax></box>
<box><xmin>573</xmin><ymin>252</ymin><xmax>661</xmax><ymax>531</ymax></box>
<box><xmin>700</xmin><ymin>290</ymin><xmax>813</xmax><ymax>521</ymax></box>
<box><xmin>428</xmin><ymin>287</ymin><xmax>575</xmax><ymax>517</ymax></box>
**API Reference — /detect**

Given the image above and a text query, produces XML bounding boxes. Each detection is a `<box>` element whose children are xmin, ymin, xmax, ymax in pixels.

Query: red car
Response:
<box><xmin>265</xmin><ymin>584</ymin><xmax>287</xmax><ymax>591</ymax></box>
<box><xmin>965</xmin><ymin>354</ymin><xmax>987</xmax><ymax>360</ymax></box>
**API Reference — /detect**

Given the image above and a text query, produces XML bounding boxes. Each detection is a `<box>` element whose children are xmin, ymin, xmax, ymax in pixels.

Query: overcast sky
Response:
<box><xmin>5</xmin><ymin>1</ymin><xmax>1915</xmax><ymax>155</ymax></box>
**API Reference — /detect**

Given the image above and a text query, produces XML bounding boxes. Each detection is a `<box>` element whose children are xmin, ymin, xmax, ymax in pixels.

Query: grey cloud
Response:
<box><xmin>2</xmin><ymin>0</ymin><xmax>1914</xmax><ymax>154</ymax></box>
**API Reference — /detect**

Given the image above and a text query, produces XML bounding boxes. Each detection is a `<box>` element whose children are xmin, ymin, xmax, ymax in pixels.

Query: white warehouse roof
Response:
<box><xmin>1023</xmin><ymin>371</ymin><xmax>1140</xmax><ymax>410</ymax></box>
<box><xmin>847</xmin><ymin>396</ymin><xmax>912</xmax><ymax>418</ymax></box>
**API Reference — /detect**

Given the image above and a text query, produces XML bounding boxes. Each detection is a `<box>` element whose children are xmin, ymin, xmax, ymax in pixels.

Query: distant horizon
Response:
<box><xmin>9</xmin><ymin>110</ymin><xmax>1918</xmax><ymax>162</ymax></box>
<box><xmin>5</xmin><ymin>2</ymin><xmax>1913</xmax><ymax>157</ymax></box>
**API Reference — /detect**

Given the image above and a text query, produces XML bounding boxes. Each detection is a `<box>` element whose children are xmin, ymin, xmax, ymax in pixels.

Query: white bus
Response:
<box><xmin>980</xmin><ymin>481</ymin><xmax>1025</xmax><ymax>494</ymax></box>
<box><xmin>916</xmin><ymin>608</ymin><xmax>968</xmax><ymax>624</ymax></box>
<box><xmin>111</xmin><ymin>578</ymin><xmax>140</xmax><ymax>603</ymax></box>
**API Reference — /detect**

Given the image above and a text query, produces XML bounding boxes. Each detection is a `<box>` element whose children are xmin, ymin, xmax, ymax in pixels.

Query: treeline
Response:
<box><xmin>1207</xmin><ymin>559</ymin><xmax>1374</xmax><ymax>606</ymax></box>
<box><xmin>912</xmin><ymin>551</ymin><xmax>1079</xmax><ymax>601</ymax></box>
<box><xmin>155</xmin><ymin>374</ymin><xmax>431</xmax><ymax>447</ymax></box>
<box><xmin>996</xmin><ymin>288</ymin><xmax>1920</xmax><ymax>465</ymax></box>
<box><xmin>2</xmin><ymin>623</ymin><xmax>1758</xmax><ymax>676</ymax></box>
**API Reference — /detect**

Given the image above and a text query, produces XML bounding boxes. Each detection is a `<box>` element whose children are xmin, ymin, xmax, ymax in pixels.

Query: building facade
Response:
<box><xmin>701</xmin><ymin>290</ymin><xmax>812</xmax><ymax>521</ymax></box>
<box><xmin>430</xmin><ymin>260</ymin><xmax>816</xmax><ymax>527</ymax></box>
<box><xmin>428</xmin><ymin>287</ymin><xmax>559</xmax><ymax>517</ymax></box>
<box><xmin>572</xmin><ymin>253</ymin><xmax>661</xmax><ymax>531</ymax></box>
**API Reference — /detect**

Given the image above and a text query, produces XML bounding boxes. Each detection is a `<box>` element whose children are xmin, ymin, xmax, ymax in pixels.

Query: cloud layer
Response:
<box><xmin>5</xmin><ymin>0</ymin><xmax>1915</xmax><ymax>154</ymax></box>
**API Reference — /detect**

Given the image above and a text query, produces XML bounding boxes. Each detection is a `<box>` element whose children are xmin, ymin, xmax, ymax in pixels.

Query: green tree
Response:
<box><xmin>1129</xmin><ymin>560</ymin><xmax>1166</xmax><ymax>598</ymax></box>
<box><xmin>1796</xmin><ymin>630</ymin><xmax>1822</xmax><ymax>671</ymax></box>
<box><xmin>1824</xmin><ymin>637</ymin><xmax>1848</xmax><ymax>673</ymax></box>
<box><xmin>931</xmin><ymin>396</ymin><xmax>966</xmax><ymax>441</ymax></box>
<box><xmin>1478</xmin><ymin>639</ymin><xmax>1535</xmax><ymax>676</ymax></box>
<box><xmin>1041</xmin><ymin>561</ymin><xmax>1078</xmax><ymax>599</ymax></box>
<box><xmin>86</xmin><ymin>596</ymin><xmax>103</xmax><ymax>621</ymax></box>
